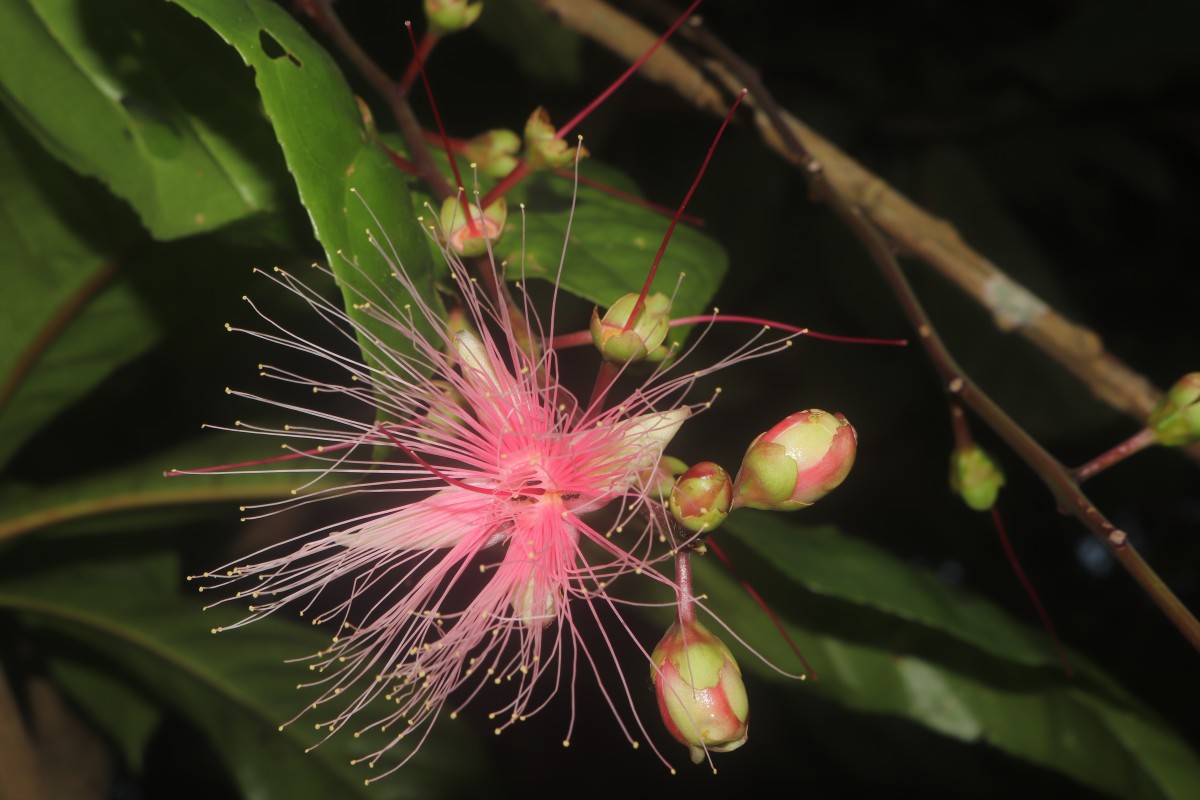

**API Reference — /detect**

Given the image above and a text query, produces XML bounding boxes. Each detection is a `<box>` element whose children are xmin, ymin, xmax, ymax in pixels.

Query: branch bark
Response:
<box><xmin>533</xmin><ymin>0</ymin><xmax>1178</xmax><ymax>438</ymax></box>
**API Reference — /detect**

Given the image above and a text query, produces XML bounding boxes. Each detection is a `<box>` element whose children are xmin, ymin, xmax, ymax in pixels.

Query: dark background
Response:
<box><xmin>8</xmin><ymin>0</ymin><xmax>1198</xmax><ymax>797</ymax></box>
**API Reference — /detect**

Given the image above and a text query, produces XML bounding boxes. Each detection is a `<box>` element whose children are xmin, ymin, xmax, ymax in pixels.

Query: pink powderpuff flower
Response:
<box><xmin>187</xmin><ymin>195</ymin><xmax>796</xmax><ymax>779</ymax></box>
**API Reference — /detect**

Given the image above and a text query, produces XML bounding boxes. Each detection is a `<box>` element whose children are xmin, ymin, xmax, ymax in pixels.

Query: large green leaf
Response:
<box><xmin>691</xmin><ymin>514</ymin><xmax>1200</xmax><ymax>798</ymax></box>
<box><xmin>0</xmin><ymin>0</ymin><xmax>286</xmax><ymax>239</ymax></box>
<box><xmin>0</xmin><ymin>543</ymin><xmax>488</xmax><ymax>799</ymax></box>
<box><xmin>0</xmin><ymin>106</ymin><xmax>154</xmax><ymax>468</ymax></box>
<box><xmin>722</xmin><ymin>512</ymin><xmax>1062</xmax><ymax>669</ymax></box>
<box><xmin>169</xmin><ymin>0</ymin><xmax>440</xmax><ymax>365</ymax></box>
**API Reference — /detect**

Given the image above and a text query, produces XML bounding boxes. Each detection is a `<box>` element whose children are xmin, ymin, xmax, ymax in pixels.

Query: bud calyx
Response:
<box><xmin>591</xmin><ymin>292</ymin><xmax>672</xmax><ymax>364</ymax></box>
<box><xmin>439</xmin><ymin>196</ymin><xmax>506</xmax><ymax>257</ymax></box>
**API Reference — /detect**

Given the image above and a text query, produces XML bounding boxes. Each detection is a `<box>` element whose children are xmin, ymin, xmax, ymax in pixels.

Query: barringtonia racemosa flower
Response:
<box><xmin>183</xmin><ymin>195</ymin><xmax>798</xmax><ymax>779</ymax></box>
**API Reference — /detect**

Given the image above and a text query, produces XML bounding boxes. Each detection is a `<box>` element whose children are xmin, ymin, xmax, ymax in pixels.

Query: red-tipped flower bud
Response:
<box><xmin>731</xmin><ymin>410</ymin><xmax>856</xmax><ymax>511</ymax></box>
<box><xmin>590</xmin><ymin>292</ymin><xmax>672</xmax><ymax>364</ymax></box>
<box><xmin>523</xmin><ymin>107</ymin><xmax>587</xmax><ymax>170</ymax></box>
<box><xmin>669</xmin><ymin>462</ymin><xmax>733</xmax><ymax>533</ymax></box>
<box><xmin>949</xmin><ymin>445</ymin><xmax>1005</xmax><ymax>511</ymax></box>
<box><xmin>1148</xmin><ymin>373</ymin><xmax>1200</xmax><ymax>446</ymax></box>
<box><xmin>651</xmin><ymin>619</ymin><xmax>749</xmax><ymax>764</ymax></box>
<box><xmin>439</xmin><ymin>196</ymin><xmax>506</xmax><ymax>257</ymax></box>
<box><xmin>424</xmin><ymin>0</ymin><xmax>483</xmax><ymax>34</ymax></box>
<box><xmin>462</xmin><ymin>128</ymin><xmax>520</xmax><ymax>179</ymax></box>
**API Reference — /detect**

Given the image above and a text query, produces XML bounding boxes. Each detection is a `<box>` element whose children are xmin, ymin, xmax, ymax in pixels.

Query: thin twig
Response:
<box><xmin>537</xmin><ymin>0</ymin><xmax>1185</xmax><ymax>455</ymax></box>
<box><xmin>302</xmin><ymin>0</ymin><xmax>453</xmax><ymax>201</ymax></box>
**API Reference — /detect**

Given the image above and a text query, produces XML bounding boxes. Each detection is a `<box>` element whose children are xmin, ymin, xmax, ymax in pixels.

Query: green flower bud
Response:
<box><xmin>439</xmin><ymin>196</ymin><xmax>506</xmax><ymax>257</ymax></box>
<box><xmin>651</xmin><ymin>619</ymin><xmax>749</xmax><ymax>764</ymax></box>
<box><xmin>590</xmin><ymin>292</ymin><xmax>672</xmax><ymax>364</ymax></box>
<box><xmin>669</xmin><ymin>462</ymin><xmax>733</xmax><ymax>533</ymax></box>
<box><xmin>424</xmin><ymin>0</ymin><xmax>483</xmax><ymax>34</ymax></box>
<box><xmin>731</xmin><ymin>410</ymin><xmax>857</xmax><ymax>511</ymax></box>
<box><xmin>523</xmin><ymin>107</ymin><xmax>587</xmax><ymax>171</ymax></box>
<box><xmin>462</xmin><ymin>128</ymin><xmax>520</xmax><ymax>179</ymax></box>
<box><xmin>1148</xmin><ymin>373</ymin><xmax>1200</xmax><ymax>446</ymax></box>
<box><xmin>949</xmin><ymin>445</ymin><xmax>1005</xmax><ymax>511</ymax></box>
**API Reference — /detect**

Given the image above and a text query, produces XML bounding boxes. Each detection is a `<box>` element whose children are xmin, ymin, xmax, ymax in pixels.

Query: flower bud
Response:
<box><xmin>439</xmin><ymin>196</ymin><xmax>506</xmax><ymax>257</ymax></box>
<box><xmin>651</xmin><ymin>619</ymin><xmax>749</xmax><ymax>764</ymax></box>
<box><xmin>731</xmin><ymin>410</ymin><xmax>856</xmax><ymax>511</ymax></box>
<box><xmin>424</xmin><ymin>0</ymin><xmax>483</xmax><ymax>34</ymax></box>
<box><xmin>1148</xmin><ymin>373</ymin><xmax>1200</xmax><ymax>446</ymax></box>
<box><xmin>949</xmin><ymin>445</ymin><xmax>1005</xmax><ymax>511</ymax></box>
<box><xmin>462</xmin><ymin>128</ymin><xmax>520</xmax><ymax>179</ymax></box>
<box><xmin>669</xmin><ymin>462</ymin><xmax>733</xmax><ymax>533</ymax></box>
<box><xmin>590</xmin><ymin>292</ymin><xmax>672</xmax><ymax>364</ymax></box>
<box><xmin>523</xmin><ymin>107</ymin><xmax>587</xmax><ymax>171</ymax></box>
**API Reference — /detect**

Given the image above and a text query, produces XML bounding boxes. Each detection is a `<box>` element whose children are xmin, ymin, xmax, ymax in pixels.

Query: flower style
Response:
<box><xmin>191</xmin><ymin>202</ymin><xmax>795</xmax><ymax>778</ymax></box>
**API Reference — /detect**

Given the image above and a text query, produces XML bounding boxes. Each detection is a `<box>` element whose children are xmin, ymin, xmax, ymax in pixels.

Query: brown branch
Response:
<box><xmin>534</xmin><ymin>0</ymin><xmax>1179</xmax><ymax>447</ymax></box>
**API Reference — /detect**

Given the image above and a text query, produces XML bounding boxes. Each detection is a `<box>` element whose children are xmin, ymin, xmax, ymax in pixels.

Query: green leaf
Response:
<box><xmin>0</xmin><ymin>0</ymin><xmax>287</xmax><ymax>239</ymax></box>
<box><xmin>695</xmin><ymin>514</ymin><xmax>1200</xmax><ymax>798</ymax></box>
<box><xmin>0</xmin><ymin>434</ymin><xmax>322</xmax><ymax>543</ymax></box>
<box><xmin>502</xmin><ymin>165</ymin><xmax>728</xmax><ymax>321</ymax></box>
<box><xmin>0</xmin><ymin>106</ymin><xmax>155</xmax><ymax>468</ymax></box>
<box><xmin>0</xmin><ymin>543</ymin><xmax>488</xmax><ymax>799</ymax></box>
<box><xmin>722</xmin><ymin>511</ymin><xmax>1060</xmax><ymax>669</ymax></box>
<box><xmin>169</xmin><ymin>0</ymin><xmax>441</xmax><ymax>365</ymax></box>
